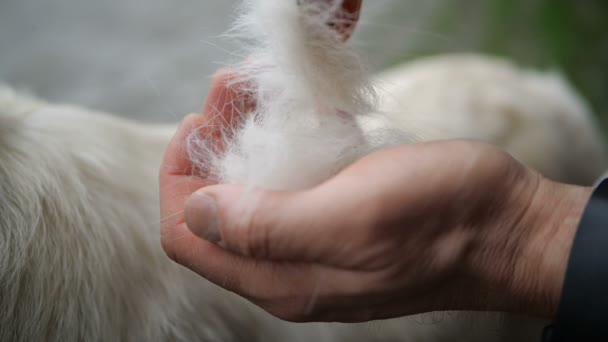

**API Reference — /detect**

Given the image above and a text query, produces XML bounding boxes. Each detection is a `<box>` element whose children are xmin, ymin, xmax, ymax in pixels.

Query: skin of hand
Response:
<box><xmin>159</xmin><ymin>0</ymin><xmax>593</xmax><ymax>323</ymax></box>
<box><xmin>159</xmin><ymin>69</ymin><xmax>592</xmax><ymax>323</ymax></box>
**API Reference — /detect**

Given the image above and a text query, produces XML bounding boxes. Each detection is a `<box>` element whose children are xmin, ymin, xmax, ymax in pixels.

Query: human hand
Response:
<box><xmin>160</xmin><ymin>72</ymin><xmax>591</xmax><ymax>321</ymax></box>
<box><xmin>160</xmin><ymin>0</ymin><xmax>592</xmax><ymax>323</ymax></box>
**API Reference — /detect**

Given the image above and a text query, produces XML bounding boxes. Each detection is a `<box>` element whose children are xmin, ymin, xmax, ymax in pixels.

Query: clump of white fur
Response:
<box><xmin>187</xmin><ymin>0</ymin><xmax>400</xmax><ymax>191</ymax></box>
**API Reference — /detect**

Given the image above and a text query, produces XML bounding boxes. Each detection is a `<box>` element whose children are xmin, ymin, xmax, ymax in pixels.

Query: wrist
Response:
<box><xmin>466</xmin><ymin>169</ymin><xmax>592</xmax><ymax>317</ymax></box>
<box><xmin>509</xmin><ymin>177</ymin><xmax>591</xmax><ymax>317</ymax></box>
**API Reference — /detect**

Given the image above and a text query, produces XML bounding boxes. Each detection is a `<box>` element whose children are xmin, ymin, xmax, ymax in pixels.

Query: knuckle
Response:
<box><xmin>181</xmin><ymin>113</ymin><xmax>203</xmax><ymax>131</ymax></box>
<box><xmin>246</xmin><ymin>204</ymin><xmax>273</xmax><ymax>258</ymax></box>
<box><xmin>225</xmin><ymin>205</ymin><xmax>258</xmax><ymax>257</ymax></box>
<box><xmin>226</xmin><ymin>194</ymin><xmax>273</xmax><ymax>258</ymax></box>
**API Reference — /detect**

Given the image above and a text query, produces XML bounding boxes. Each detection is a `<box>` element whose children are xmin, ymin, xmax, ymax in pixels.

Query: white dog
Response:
<box><xmin>1</xmin><ymin>51</ymin><xmax>605</xmax><ymax>341</ymax></box>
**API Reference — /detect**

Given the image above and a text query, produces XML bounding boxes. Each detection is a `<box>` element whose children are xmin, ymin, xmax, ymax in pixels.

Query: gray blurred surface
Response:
<box><xmin>2</xmin><ymin>1</ymin><xmax>606</xmax><ymax>125</ymax></box>
<box><xmin>0</xmin><ymin>0</ymin><xmax>450</xmax><ymax>122</ymax></box>
<box><xmin>0</xmin><ymin>0</ymin><xmax>239</xmax><ymax>122</ymax></box>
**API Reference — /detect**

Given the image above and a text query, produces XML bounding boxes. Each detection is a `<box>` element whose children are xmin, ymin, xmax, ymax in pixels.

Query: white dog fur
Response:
<box><xmin>0</xmin><ymin>0</ymin><xmax>606</xmax><ymax>340</ymax></box>
<box><xmin>189</xmin><ymin>0</ymin><xmax>375</xmax><ymax>191</ymax></box>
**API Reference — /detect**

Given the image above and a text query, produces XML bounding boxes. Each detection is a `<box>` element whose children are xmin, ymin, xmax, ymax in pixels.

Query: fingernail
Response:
<box><xmin>185</xmin><ymin>192</ymin><xmax>221</xmax><ymax>244</ymax></box>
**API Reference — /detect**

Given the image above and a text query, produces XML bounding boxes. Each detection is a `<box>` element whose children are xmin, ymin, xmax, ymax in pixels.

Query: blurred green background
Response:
<box><xmin>375</xmin><ymin>0</ymin><xmax>608</xmax><ymax>131</ymax></box>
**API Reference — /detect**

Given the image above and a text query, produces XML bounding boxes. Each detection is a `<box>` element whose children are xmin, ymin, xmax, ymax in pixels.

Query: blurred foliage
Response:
<box><xmin>485</xmin><ymin>0</ymin><xmax>608</xmax><ymax>129</ymax></box>
<box><xmin>399</xmin><ymin>0</ymin><xmax>608</xmax><ymax>131</ymax></box>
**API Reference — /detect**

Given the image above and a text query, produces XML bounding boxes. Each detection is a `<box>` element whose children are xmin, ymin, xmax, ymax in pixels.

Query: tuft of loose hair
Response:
<box><xmin>187</xmin><ymin>0</ymin><xmax>404</xmax><ymax>191</ymax></box>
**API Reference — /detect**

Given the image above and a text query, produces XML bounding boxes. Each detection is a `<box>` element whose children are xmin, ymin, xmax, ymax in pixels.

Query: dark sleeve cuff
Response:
<box><xmin>543</xmin><ymin>178</ymin><xmax>608</xmax><ymax>341</ymax></box>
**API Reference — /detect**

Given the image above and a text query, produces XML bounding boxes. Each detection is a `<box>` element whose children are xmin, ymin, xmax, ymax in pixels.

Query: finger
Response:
<box><xmin>160</xmin><ymin>113</ymin><xmax>208</xmax><ymax>249</ymax></box>
<box><xmin>161</xmin><ymin>219</ymin><xmax>324</xmax><ymax>319</ymax></box>
<box><xmin>160</xmin><ymin>68</ymin><xmax>244</xmax><ymax>178</ymax></box>
<box><xmin>160</xmin><ymin>69</ymin><xmax>252</xmax><ymax>250</ymax></box>
<box><xmin>163</xmin><ymin>220</ymin><xmax>380</xmax><ymax>323</ymax></box>
<box><xmin>183</xmin><ymin>183</ymin><xmax>374</xmax><ymax>266</ymax></box>
<box><xmin>200</xmin><ymin>68</ymin><xmax>255</xmax><ymax>145</ymax></box>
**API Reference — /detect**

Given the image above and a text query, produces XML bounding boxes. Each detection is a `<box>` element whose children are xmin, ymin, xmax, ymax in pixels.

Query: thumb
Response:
<box><xmin>184</xmin><ymin>184</ymin><xmax>361</xmax><ymax>263</ymax></box>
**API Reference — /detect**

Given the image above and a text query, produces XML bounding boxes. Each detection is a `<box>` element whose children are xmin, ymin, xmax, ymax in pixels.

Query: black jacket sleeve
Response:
<box><xmin>543</xmin><ymin>178</ymin><xmax>608</xmax><ymax>341</ymax></box>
